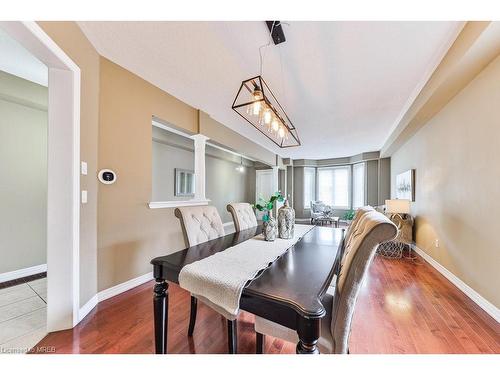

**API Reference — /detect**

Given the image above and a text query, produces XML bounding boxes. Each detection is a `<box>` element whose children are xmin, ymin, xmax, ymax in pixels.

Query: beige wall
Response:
<box><xmin>391</xmin><ymin>53</ymin><xmax>500</xmax><ymax>308</ymax></box>
<box><xmin>36</xmin><ymin>22</ymin><xmax>279</xmax><ymax>297</ymax></box>
<box><xmin>38</xmin><ymin>21</ymin><xmax>100</xmax><ymax>307</ymax></box>
<box><xmin>97</xmin><ymin>57</ymin><xmax>198</xmax><ymax>291</ymax></box>
<box><xmin>0</xmin><ymin>72</ymin><xmax>47</xmax><ymax>274</ymax></box>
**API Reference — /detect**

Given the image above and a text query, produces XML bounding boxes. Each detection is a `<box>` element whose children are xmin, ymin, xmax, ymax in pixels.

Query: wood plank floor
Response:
<box><xmin>34</xmin><ymin>253</ymin><xmax>499</xmax><ymax>354</ymax></box>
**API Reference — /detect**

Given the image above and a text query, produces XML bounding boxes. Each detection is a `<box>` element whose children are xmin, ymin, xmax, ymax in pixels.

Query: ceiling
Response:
<box><xmin>0</xmin><ymin>27</ymin><xmax>48</xmax><ymax>86</ymax></box>
<box><xmin>78</xmin><ymin>21</ymin><xmax>462</xmax><ymax>159</ymax></box>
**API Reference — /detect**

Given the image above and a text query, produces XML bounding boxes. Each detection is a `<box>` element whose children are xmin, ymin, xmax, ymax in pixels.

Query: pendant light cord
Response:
<box><xmin>259</xmin><ymin>21</ymin><xmax>278</xmax><ymax>76</ymax></box>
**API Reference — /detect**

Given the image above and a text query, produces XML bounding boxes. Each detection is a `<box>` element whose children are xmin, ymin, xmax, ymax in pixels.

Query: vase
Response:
<box><xmin>278</xmin><ymin>199</ymin><xmax>295</xmax><ymax>239</ymax></box>
<box><xmin>263</xmin><ymin>211</ymin><xmax>277</xmax><ymax>241</ymax></box>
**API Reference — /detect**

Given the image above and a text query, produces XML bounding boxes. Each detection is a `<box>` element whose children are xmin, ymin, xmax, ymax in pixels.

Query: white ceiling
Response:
<box><xmin>78</xmin><ymin>21</ymin><xmax>462</xmax><ymax>159</ymax></box>
<box><xmin>0</xmin><ymin>28</ymin><xmax>48</xmax><ymax>86</ymax></box>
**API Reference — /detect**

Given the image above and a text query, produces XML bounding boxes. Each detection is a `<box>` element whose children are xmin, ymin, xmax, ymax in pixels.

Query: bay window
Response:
<box><xmin>317</xmin><ymin>166</ymin><xmax>350</xmax><ymax>209</ymax></box>
<box><xmin>303</xmin><ymin>167</ymin><xmax>316</xmax><ymax>208</ymax></box>
<box><xmin>352</xmin><ymin>162</ymin><xmax>366</xmax><ymax>209</ymax></box>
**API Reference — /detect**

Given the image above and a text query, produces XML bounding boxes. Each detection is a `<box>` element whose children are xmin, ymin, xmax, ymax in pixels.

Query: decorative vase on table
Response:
<box><xmin>278</xmin><ymin>199</ymin><xmax>295</xmax><ymax>239</ymax></box>
<box><xmin>263</xmin><ymin>210</ymin><xmax>277</xmax><ymax>241</ymax></box>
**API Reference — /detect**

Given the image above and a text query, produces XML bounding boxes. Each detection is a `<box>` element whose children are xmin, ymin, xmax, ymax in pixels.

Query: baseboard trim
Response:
<box><xmin>78</xmin><ymin>272</ymin><xmax>154</xmax><ymax>323</ymax></box>
<box><xmin>78</xmin><ymin>294</ymin><xmax>98</xmax><ymax>322</ymax></box>
<box><xmin>0</xmin><ymin>264</ymin><xmax>47</xmax><ymax>283</ymax></box>
<box><xmin>97</xmin><ymin>272</ymin><xmax>154</xmax><ymax>303</ymax></box>
<box><xmin>412</xmin><ymin>244</ymin><xmax>499</xmax><ymax>323</ymax></box>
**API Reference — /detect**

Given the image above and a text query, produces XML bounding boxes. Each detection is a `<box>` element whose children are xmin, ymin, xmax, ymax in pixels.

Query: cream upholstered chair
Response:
<box><xmin>174</xmin><ymin>206</ymin><xmax>238</xmax><ymax>353</ymax></box>
<box><xmin>174</xmin><ymin>205</ymin><xmax>225</xmax><ymax>247</ymax></box>
<box><xmin>226</xmin><ymin>203</ymin><xmax>258</xmax><ymax>232</ymax></box>
<box><xmin>254</xmin><ymin>209</ymin><xmax>397</xmax><ymax>354</ymax></box>
<box><xmin>327</xmin><ymin>206</ymin><xmax>375</xmax><ymax>294</ymax></box>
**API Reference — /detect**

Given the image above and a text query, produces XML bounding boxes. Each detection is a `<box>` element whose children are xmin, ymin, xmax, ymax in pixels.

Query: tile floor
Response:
<box><xmin>0</xmin><ymin>277</ymin><xmax>47</xmax><ymax>354</ymax></box>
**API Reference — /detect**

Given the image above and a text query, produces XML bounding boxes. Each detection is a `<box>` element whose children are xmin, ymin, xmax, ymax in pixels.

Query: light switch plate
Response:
<box><xmin>81</xmin><ymin>190</ymin><xmax>88</xmax><ymax>204</ymax></box>
<box><xmin>81</xmin><ymin>161</ymin><xmax>88</xmax><ymax>175</ymax></box>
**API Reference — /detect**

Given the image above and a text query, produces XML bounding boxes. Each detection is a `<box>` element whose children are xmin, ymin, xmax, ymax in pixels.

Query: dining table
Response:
<box><xmin>150</xmin><ymin>224</ymin><xmax>344</xmax><ymax>354</ymax></box>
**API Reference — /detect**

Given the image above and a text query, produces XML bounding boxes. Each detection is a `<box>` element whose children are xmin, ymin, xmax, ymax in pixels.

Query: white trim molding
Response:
<box><xmin>0</xmin><ymin>264</ymin><xmax>47</xmax><ymax>283</ymax></box>
<box><xmin>190</xmin><ymin>133</ymin><xmax>210</xmax><ymax>201</ymax></box>
<box><xmin>97</xmin><ymin>272</ymin><xmax>154</xmax><ymax>302</ymax></box>
<box><xmin>0</xmin><ymin>21</ymin><xmax>81</xmax><ymax>331</ymax></box>
<box><xmin>78</xmin><ymin>272</ymin><xmax>154</xmax><ymax>321</ymax></box>
<box><xmin>412</xmin><ymin>244</ymin><xmax>500</xmax><ymax>323</ymax></box>
<box><xmin>149</xmin><ymin>199</ymin><xmax>210</xmax><ymax>209</ymax></box>
<box><xmin>78</xmin><ymin>294</ymin><xmax>98</xmax><ymax>322</ymax></box>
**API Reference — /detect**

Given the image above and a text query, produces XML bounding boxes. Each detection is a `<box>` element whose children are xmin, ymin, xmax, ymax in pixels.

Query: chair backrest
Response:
<box><xmin>343</xmin><ymin>206</ymin><xmax>374</xmax><ymax>245</ymax></box>
<box><xmin>226</xmin><ymin>203</ymin><xmax>258</xmax><ymax>232</ymax></box>
<box><xmin>174</xmin><ymin>206</ymin><xmax>225</xmax><ymax>247</ymax></box>
<box><xmin>310</xmin><ymin>200</ymin><xmax>325</xmax><ymax>213</ymax></box>
<box><xmin>330</xmin><ymin>210</ymin><xmax>397</xmax><ymax>353</ymax></box>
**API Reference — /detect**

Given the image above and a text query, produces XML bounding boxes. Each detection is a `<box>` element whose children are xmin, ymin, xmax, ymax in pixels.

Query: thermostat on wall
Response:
<box><xmin>98</xmin><ymin>169</ymin><xmax>117</xmax><ymax>184</ymax></box>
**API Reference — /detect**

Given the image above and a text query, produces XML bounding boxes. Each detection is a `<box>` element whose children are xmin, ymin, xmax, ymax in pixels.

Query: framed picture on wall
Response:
<box><xmin>396</xmin><ymin>169</ymin><xmax>415</xmax><ymax>201</ymax></box>
<box><xmin>175</xmin><ymin>168</ymin><xmax>195</xmax><ymax>197</ymax></box>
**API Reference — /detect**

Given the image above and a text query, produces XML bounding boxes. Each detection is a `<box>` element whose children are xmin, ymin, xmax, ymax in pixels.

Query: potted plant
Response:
<box><xmin>253</xmin><ymin>192</ymin><xmax>284</xmax><ymax>241</ymax></box>
<box><xmin>342</xmin><ymin>209</ymin><xmax>355</xmax><ymax>225</ymax></box>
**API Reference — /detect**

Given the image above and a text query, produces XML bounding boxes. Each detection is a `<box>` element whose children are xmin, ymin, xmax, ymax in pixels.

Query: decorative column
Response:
<box><xmin>190</xmin><ymin>134</ymin><xmax>210</xmax><ymax>201</ymax></box>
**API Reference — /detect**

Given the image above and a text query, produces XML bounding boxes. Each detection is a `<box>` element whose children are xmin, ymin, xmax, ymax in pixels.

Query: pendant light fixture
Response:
<box><xmin>231</xmin><ymin>21</ymin><xmax>300</xmax><ymax>148</ymax></box>
<box><xmin>236</xmin><ymin>155</ymin><xmax>245</xmax><ymax>173</ymax></box>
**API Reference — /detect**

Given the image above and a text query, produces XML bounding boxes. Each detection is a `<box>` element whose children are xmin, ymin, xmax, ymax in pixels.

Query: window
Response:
<box><xmin>317</xmin><ymin>166</ymin><xmax>350</xmax><ymax>208</ymax></box>
<box><xmin>352</xmin><ymin>163</ymin><xmax>366</xmax><ymax>209</ymax></box>
<box><xmin>303</xmin><ymin>167</ymin><xmax>316</xmax><ymax>208</ymax></box>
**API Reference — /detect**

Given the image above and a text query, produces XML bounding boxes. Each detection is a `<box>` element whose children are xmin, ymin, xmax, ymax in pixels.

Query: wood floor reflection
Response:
<box><xmin>34</xmin><ymin>253</ymin><xmax>500</xmax><ymax>354</ymax></box>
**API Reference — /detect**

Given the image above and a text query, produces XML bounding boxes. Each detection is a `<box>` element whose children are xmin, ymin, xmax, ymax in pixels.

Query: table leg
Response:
<box><xmin>153</xmin><ymin>278</ymin><xmax>169</xmax><ymax>354</ymax></box>
<box><xmin>296</xmin><ymin>317</ymin><xmax>320</xmax><ymax>354</ymax></box>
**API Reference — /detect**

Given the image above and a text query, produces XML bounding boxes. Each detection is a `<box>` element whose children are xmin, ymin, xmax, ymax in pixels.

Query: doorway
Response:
<box><xmin>0</xmin><ymin>28</ymin><xmax>49</xmax><ymax>352</ymax></box>
<box><xmin>0</xmin><ymin>21</ymin><xmax>81</xmax><ymax>343</ymax></box>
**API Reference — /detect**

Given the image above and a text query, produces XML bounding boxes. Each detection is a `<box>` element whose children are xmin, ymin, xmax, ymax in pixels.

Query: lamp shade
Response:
<box><xmin>385</xmin><ymin>199</ymin><xmax>411</xmax><ymax>214</ymax></box>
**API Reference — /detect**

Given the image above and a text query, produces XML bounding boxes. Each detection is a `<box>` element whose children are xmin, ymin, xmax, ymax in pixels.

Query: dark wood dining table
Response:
<box><xmin>150</xmin><ymin>225</ymin><xmax>344</xmax><ymax>354</ymax></box>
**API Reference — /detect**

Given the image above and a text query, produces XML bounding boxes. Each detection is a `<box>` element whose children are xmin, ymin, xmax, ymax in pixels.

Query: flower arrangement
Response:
<box><xmin>253</xmin><ymin>191</ymin><xmax>284</xmax><ymax>222</ymax></box>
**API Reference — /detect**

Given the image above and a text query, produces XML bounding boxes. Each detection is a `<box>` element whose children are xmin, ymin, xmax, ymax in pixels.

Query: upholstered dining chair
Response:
<box><xmin>226</xmin><ymin>203</ymin><xmax>258</xmax><ymax>232</ymax></box>
<box><xmin>174</xmin><ymin>205</ymin><xmax>238</xmax><ymax>353</ymax></box>
<box><xmin>254</xmin><ymin>209</ymin><xmax>397</xmax><ymax>354</ymax></box>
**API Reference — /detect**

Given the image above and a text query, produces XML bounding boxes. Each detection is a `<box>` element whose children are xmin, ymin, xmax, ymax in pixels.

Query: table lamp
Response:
<box><xmin>385</xmin><ymin>199</ymin><xmax>411</xmax><ymax>220</ymax></box>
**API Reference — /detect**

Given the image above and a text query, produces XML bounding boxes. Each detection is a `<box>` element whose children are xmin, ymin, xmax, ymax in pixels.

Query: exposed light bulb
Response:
<box><xmin>278</xmin><ymin>126</ymin><xmax>285</xmax><ymax>138</ymax></box>
<box><xmin>271</xmin><ymin>118</ymin><xmax>280</xmax><ymax>132</ymax></box>
<box><xmin>252</xmin><ymin>101</ymin><xmax>261</xmax><ymax>115</ymax></box>
<box><xmin>251</xmin><ymin>88</ymin><xmax>263</xmax><ymax>116</ymax></box>
<box><xmin>263</xmin><ymin>109</ymin><xmax>272</xmax><ymax>125</ymax></box>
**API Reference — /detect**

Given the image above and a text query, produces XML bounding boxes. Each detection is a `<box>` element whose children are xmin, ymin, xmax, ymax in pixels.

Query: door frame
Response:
<box><xmin>255</xmin><ymin>167</ymin><xmax>279</xmax><ymax>219</ymax></box>
<box><xmin>0</xmin><ymin>21</ymin><xmax>81</xmax><ymax>330</ymax></box>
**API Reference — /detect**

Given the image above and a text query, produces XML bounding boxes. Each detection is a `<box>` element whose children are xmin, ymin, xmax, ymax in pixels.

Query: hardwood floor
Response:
<box><xmin>34</xmin><ymin>253</ymin><xmax>499</xmax><ymax>354</ymax></box>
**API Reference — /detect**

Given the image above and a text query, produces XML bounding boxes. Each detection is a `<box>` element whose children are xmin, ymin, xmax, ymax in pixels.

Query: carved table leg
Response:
<box><xmin>296</xmin><ymin>317</ymin><xmax>320</xmax><ymax>354</ymax></box>
<box><xmin>153</xmin><ymin>279</ymin><xmax>169</xmax><ymax>354</ymax></box>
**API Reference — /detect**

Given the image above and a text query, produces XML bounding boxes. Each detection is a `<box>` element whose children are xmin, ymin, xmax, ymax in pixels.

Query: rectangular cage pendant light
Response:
<box><xmin>232</xmin><ymin>76</ymin><xmax>300</xmax><ymax>148</ymax></box>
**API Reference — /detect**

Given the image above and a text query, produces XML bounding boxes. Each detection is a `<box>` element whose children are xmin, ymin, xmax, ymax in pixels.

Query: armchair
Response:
<box><xmin>309</xmin><ymin>200</ymin><xmax>325</xmax><ymax>224</ymax></box>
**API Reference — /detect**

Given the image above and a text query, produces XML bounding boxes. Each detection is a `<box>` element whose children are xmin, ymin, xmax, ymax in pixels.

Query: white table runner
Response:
<box><xmin>178</xmin><ymin>224</ymin><xmax>314</xmax><ymax>320</ymax></box>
